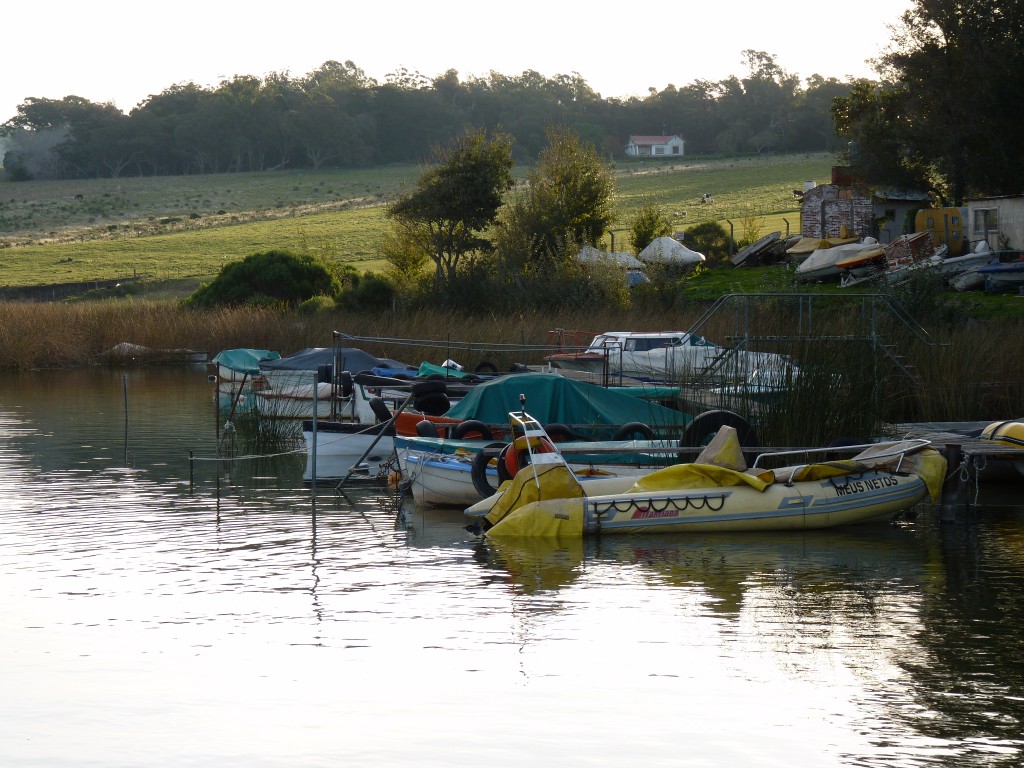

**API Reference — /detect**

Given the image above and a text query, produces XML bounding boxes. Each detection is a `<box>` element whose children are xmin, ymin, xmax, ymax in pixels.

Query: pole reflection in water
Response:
<box><xmin>0</xmin><ymin>367</ymin><xmax>1021</xmax><ymax>768</ymax></box>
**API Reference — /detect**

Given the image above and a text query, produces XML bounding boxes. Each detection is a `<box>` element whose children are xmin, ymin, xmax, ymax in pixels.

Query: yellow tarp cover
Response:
<box><xmin>694</xmin><ymin>425</ymin><xmax>747</xmax><ymax>471</ymax></box>
<box><xmin>628</xmin><ymin>463</ymin><xmax>771</xmax><ymax>493</ymax></box>
<box><xmin>884</xmin><ymin>448</ymin><xmax>947</xmax><ymax>503</ymax></box>
<box><xmin>487</xmin><ymin>497</ymin><xmax>584</xmax><ymax>538</ymax></box>
<box><xmin>484</xmin><ymin>463</ymin><xmax>584</xmax><ymax>530</ymax></box>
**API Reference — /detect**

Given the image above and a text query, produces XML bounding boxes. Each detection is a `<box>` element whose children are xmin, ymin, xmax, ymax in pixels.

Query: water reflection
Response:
<box><xmin>1</xmin><ymin>368</ymin><xmax>1022</xmax><ymax>767</ymax></box>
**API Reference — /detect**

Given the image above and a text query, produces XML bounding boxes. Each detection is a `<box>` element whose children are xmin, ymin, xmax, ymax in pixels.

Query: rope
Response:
<box><xmin>192</xmin><ymin>446</ymin><xmax>305</xmax><ymax>462</ymax></box>
<box><xmin>203</xmin><ymin>419</ymin><xmax>387</xmax><ymax>463</ymax></box>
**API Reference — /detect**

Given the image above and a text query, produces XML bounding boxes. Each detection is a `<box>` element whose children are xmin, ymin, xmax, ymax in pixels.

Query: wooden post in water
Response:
<box><xmin>940</xmin><ymin>443</ymin><xmax>963</xmax><ymax>520</ymax></box>
<box><xmin>123</xmin><ymin>373</ymin><xmax>129</xmax><ymax>467</ymax></box>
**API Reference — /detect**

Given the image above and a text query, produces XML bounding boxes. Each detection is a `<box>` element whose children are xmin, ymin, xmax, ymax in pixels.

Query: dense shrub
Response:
<box><xmin>682</xmin><ymin>221</ymin><xmax>734</xmax><ymax>267</ymax></box>
<box><xmin>628</xmin><ymin>204</ymin><xmax>673</xmax><ymax>253</ymax></box>
<box><xmin>336</xmin><ymin>272</ymin><xmax>396</xmax><ymax>311</ymax></box>
<box><xmin>297</xmin><ymin>295</ymin><xmax>337</xmax><ymax>315</ymax></box>
<box><xmin>184</xmin><ymin>250</ymin><xmax>341</xmax><ymax>308</ymax></box>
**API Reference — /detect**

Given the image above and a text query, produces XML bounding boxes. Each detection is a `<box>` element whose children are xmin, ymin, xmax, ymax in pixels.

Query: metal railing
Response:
<box><xmin>682</xmin><ymin>292</ymin><xmax>944</xmax><ymax>387</ymax></box>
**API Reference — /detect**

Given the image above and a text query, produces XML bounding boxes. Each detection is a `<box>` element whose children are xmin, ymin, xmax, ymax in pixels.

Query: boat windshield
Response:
<box><xmin>623</xmin><ymin>336</ymin><xmax>683</xmax><ymax>352</ymax></box>
<box><xmin>587</xmin><ymin>335</ymin><xmax>621</xmax><ymax>351</ymax></box>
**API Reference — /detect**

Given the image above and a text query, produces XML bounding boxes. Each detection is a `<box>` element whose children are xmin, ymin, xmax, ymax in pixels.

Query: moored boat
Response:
<box><xmin>978</xmin><ymin>259</ymin><xmax>1024</xmax><ymax>291</ymax></box>
<box><xmin>468</xmin><ymin>413</ymin><xmax>945</xmax><ymax>537</ymax></box>
<box><xmin>979</xmin><ymin>420</ymin><xmax>1024</xmax><ymax>478</ymax></box>
<box><xmin>544</xmin><ymin>330</ymin><xmax>797</xmax><ymax>386</ymax></box>
<box><xmin>397</xmin><ymin>433</ymin><xmax>680</xmax><ymax>506</ymax></box>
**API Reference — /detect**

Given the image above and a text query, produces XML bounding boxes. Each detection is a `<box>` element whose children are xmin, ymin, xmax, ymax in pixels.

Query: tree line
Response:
<box><xmin>1</xmin><ymin>53</ymin><xmax>848</xmax><ymax>181</ymax></box>
<box><xmin>5</xmin><ymin>0</ymin><xmax>1020</xmax><ymax>208</ymax></box>
<box><xmin>833</xmin><ymin>0</ymin><xmax>1024</xmax><ymax>205</ymax></box>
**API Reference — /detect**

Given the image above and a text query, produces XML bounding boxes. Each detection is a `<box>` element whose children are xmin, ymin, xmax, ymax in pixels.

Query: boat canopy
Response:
<box><xmin>443</xmin><ymin>373</ymin><xmax>690</xmax><ymax>433</ymax></box>
<box><xmin>211</xmin><ymin>348</ymin><xmax>281</xmax><ymax>375</ymax></box>
<box><xmin>637</xmin><ymin>236</ymin><xmax>706</xmax><ymax>266</ymax></box>
<box><xmin>259</xmin><ymin>347</ymin><xmax>413</xmax><ymax>374</ymax></box>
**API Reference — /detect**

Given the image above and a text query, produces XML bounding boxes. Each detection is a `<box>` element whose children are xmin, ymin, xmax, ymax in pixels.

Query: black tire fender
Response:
<box><xmin>451</xmin><ymin>419</ymin><xmax>494</xmax><ymax>441</ymax></box>
<box><xmin>415</xmin><ymin>419</ymin><xmax>440</xmax><ymax>438</ymax></box>
<box><xmin>613</xmin><ymin>421</ymin><xmax>655</xmax><ymax>441</ymax></box>
<box><xmin>339</xmin><ymin>370</ymin><xmax>354</xmax><ymax>398</ymax></box>
<box><xmin>470</xmin><ymin>442</ymin><xmax>507</xmax><ymax>498</ymax></box>
<box><xmin>414</xmin><ymin>391</ymin><xmax>451</xmax><ymax>416</ymax></box>
<box><xmin>543</xmin><ymin>423</ymin><xmax>578</xmax><ymax>442</ymax></box>
<box><xmin>679</xmin><ymin>410</ymin><xmax>757</xmax><ymax>458</ymax></box>
<box><xmin>474</xmin><ymin>361</ymin><xmax>498</xmax><ymax>374</ymax></box>
<box><xmin>368</xmin><ymin>396</ymin><xmax>392</xmax><ymax>424</ymax></box>
<box><xmin>496</xmin><ymin>443</ymin><xmax>514</xmax><ymax>483</ymax></box>
<box><xmin>411</xmin><ymin>379</ymin><xmax>447</xmax><ymax>396</ymax></box>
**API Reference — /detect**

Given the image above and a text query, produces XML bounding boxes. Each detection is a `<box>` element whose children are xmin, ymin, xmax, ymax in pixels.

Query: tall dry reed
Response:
<box><xmin>2</xmin><ymin>300</ymin><xmax>1021</xmax><ymax>441</ymax></box>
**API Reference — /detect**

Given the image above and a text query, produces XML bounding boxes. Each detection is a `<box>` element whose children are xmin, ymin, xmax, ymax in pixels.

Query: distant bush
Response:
<box><xmin>336</xmin><ymin>272</ymin><xmax>396</xmax><ymax>311</ymax></box>
<box><xmin>683</xmin><ymin>221</ymin><xmax>734</xmax><ymax>267</ymax></box>
<box><xmin>297</xmin><ymin>294</ymin><xmax>337</xmax><ymax>314</ymax></box>
<box><xmin>628</xmin><ymin>203</ymin><xmax>673</xmax><ymax>253</ymax></box>
<box><xmin>184</xmin><ymin>249</ymin><xmax>342</xmax><ymax>308</ymax></box>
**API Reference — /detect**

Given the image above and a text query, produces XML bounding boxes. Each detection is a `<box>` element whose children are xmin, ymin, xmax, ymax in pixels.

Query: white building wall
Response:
<box><xmin>966</xmin><ymin>197</ymin><xmax>1024</xmax><ymax>251</ymax></box>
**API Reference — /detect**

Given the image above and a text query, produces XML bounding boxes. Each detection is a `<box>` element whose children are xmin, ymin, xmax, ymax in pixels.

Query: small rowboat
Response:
<box><xmin>797</xmin><ymin>240</ymin><xmax>884</xmax><ymax>281</ymax></box>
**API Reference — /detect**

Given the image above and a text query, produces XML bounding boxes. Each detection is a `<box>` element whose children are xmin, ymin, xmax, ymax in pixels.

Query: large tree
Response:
<box><xmin>523</xmin><ymin>125</ymin><xmax>615</xmax><ymax>258</ymax></box>
<box><xmin>836</xmin><ymin>0</ymin><xmax>1024</xmax><ymax>203</ymax></box>
<box><xmin>386</xmin><ymin>128</ymin><xmax>514</xmax><ymax>285</ymax></box>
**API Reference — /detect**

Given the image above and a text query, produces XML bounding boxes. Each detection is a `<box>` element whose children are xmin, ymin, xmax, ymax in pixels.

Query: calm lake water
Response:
<box><xmin>1</xmin><ymin>367</ymin><xmax>1023</xmax><ymax>768</ymax></box>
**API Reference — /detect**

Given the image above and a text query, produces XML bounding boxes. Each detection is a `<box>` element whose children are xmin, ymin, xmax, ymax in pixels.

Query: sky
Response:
<box><xmin>3</xmin><ymin>0</ymin><xmax>914</xmax><ymax>124</ymax></box>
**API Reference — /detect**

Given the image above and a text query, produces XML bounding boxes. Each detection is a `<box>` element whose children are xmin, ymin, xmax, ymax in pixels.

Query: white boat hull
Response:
<box><xmin>398</xmin><ymin>441</ymin><xmax>659</xmax><ymax>507</ymax></box>
<box><xmin>401</xmin><ymin>452</ymin><xmax>496</xmax><ymax>506</ymax></box>
<box><xmin>255</xmin><ymin>382</ymin><xmax>337</xmax><ymax>419</ymax></box>
<box><xmin>302</xmin><ymin>423</ymin><xmax>395</xmax><ymax>482</ymax></box>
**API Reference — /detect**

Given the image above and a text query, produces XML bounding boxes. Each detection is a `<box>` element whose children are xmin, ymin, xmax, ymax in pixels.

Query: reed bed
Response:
<box><xmin>2</xmin><ymin>301</ymin><xmax>1021</xmax><ymax>446</ymax></box>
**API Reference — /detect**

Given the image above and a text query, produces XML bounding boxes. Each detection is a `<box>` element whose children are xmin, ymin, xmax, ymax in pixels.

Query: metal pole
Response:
<box><xmin>311</xmin><ymin>371</ymin><xmax>318</xmax><ymax>495</ymax></box>
<box><xmin>337</xmin><ymin>390</ymin><xmax>416</xmax><ymax>490</ymax></box>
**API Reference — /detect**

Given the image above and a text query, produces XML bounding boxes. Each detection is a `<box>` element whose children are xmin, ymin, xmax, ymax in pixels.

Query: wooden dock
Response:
<box><xmin>889</xmin><ymin>421</ymin><xmax>1024</xmax><ymax>510</ymax></box>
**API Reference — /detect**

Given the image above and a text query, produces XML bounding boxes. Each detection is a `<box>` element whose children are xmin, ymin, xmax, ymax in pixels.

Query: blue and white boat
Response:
<box><xmin>978</xmin><ymin>260</ymin><xmax>1024</xmax><ymax>291</ymax></box>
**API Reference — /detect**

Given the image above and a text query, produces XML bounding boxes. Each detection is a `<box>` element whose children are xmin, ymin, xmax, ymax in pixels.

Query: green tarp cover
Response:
<box><xmin>609</xmin><ymin>385</ymin><xmax>681</xmax><ymax>400</ymax></box>
<box><xmin>443</xmin><ymin>373</ymin><xmax>690</xmax><ymax>437</ymax></box>
<box><xmin>211</xmin><ymin>348</ymin><xmax>281</xmax><ymax>374</ymax></box>
<box><xmin>417</xmin><ymin>361</ymin><xmax>474</xmax><ymax>379</ymax></box>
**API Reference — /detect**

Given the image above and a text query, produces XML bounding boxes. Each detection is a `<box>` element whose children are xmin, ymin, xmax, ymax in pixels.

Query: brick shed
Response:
<box><xmin>801</xmin><ymin>183</ymin><xmax>930</xmax><ymax>243</ymax></box>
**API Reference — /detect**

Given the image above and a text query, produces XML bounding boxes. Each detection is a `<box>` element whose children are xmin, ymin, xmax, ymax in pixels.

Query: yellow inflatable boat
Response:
<box><xmin>468</xmin><ymin>414</ymin><xmax>946</xmax><ymax>538</ymax></box>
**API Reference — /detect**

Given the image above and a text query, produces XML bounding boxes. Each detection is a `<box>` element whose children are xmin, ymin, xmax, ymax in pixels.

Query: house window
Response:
<box><xmin>654</xmin><ymin>147</ymin><xmax>664</xmax><ymax>155</ymax></box>
<box><xmin>973</xmin><ymin>208</ymin><xmax>998</xmax><ymax>234</ymax></box>
<box><xmin>672</xmin><ymin>145</ymin><xmax>680</xmax><ymax>155</ymax></box>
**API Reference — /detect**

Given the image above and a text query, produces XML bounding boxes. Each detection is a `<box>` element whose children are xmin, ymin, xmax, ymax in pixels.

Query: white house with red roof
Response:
<box><xmin>624</xmin><ymin>134</ymin><xmax>685</xmax><ymax>157</ymax></box>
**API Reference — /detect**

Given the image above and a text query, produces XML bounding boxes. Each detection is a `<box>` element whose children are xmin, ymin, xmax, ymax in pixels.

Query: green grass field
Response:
<box><xmin>0</xmin><ymin>154</ymin><xmax>830</xmax><ymax>289</ymax></box>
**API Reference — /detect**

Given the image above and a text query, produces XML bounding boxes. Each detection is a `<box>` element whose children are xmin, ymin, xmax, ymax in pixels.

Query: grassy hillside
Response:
<box><xmin>0</xmin><ymin>154</ymin><xmax>830</xmax><ymax>290</ymax></box>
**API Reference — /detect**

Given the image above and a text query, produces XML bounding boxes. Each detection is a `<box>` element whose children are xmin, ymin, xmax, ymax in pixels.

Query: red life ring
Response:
<box><xmin>503</xmin><ymin>434</ymin><xmax>556</xmax><ymax>478</ymax></box>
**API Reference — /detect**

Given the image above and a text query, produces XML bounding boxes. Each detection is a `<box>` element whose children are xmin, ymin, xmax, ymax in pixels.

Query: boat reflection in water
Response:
<box><xmin>1</xmin><ymin>366</ymin><xmax>1022</xmax><ymax>768</ymax></box>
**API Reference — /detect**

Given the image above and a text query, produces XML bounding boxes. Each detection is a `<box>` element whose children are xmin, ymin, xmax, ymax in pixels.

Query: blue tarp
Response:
<box><xmin>443</xmin><ymin>373</ymin><xmax>690</xmax><ymax>438</ymax></box>
<box><xmin>259</xmin><ymin>347</ymin><xmax>414</xmax><ymax>374</ymax></box>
